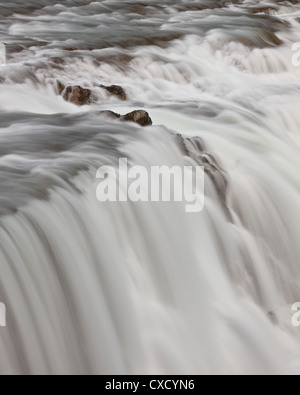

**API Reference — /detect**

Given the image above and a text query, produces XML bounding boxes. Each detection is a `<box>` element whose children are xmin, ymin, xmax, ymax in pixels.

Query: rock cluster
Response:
<box><xmin>57</xmin><ymin>82</ymin><xmax>92</xmax><ymax>106</ymax></box>
<box><xmin>57</xmin><ymin>82</ymin><xmax>127</xmax><ymax>105</ymax></box>
<box><xmin>56</xmin><ymin>81</ymin><xmax>152</xmax><ymax>126</ymax></box>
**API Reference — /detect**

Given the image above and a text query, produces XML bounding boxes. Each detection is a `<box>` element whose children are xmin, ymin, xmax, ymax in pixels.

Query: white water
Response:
<box><xmin>1</xmin><ymin>0</ymin><xmax>300</xmax><ymax>375</ymax></box>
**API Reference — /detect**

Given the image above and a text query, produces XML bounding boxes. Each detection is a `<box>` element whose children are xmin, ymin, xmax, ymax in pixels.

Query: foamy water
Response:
<box><xmin>0</xmin><ymin>0</ymin><xmax>300</xmax><ymax>375</ymax></box>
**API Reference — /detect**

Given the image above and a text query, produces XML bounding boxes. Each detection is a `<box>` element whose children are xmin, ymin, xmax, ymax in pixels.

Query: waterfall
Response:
<box><xmin>1</xmin><ymin>0</ymin><xmax>300</xmax><ymax>375</ymax></box>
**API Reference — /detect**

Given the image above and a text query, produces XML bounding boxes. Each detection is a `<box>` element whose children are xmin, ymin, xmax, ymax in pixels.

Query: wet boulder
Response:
<box><xmin>100</xmin><ymin>84</ymin><xmax>127</xmax><ymax>101</ymax></box>
<box><xmin>59</xmin><ymin>84</ymin><xmax>92</xmax><ymax>106</ymax></box>
<box><xmin>98</xmin><ymin>109</ymin><xmax>152</xmax><ymax>127</ymax></box>
<box><xmin>57</xmin><ymin>80</ymin><xmax>65</xmax><ymax>95</ymax></box>
<box><xmin>122</xmin><ymin>110</ymin><xmax>152</xmax><ymax>126</ymax></box>
<box><xmin>64</xmin><ymin>85</ymin><xmax>92</xmax><ymax>106</ymax></box>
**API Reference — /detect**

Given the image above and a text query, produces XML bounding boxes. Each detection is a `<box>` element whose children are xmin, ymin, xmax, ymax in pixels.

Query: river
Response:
<box><xmin>0</xmin><ymin>0</ymin><xmax>300</xmax><ymax>375</ymax></box>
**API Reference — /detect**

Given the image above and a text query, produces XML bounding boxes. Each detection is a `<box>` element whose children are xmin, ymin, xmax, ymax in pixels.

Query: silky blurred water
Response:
<box><xmin>1</xmin><ymin>0</ymin><xmax>300</xmax><ymax>375</ymax></box>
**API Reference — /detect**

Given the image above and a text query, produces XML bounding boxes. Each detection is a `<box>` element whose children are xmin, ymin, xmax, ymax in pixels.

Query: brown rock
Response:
<box><xmin>98</xmin><ymin>110</ymin><xmax>152</xmax><ymax>127</ymax></box>
<box><xmin>248</xmin><ymin>7</ymin><xmax>276</xmax><ymax>15</ymax></box>
<box><xmin>63</xmin><ymin>85</ymin><xmax>92</xmax><ymax>106</ymax></box>
<box><xmin>57</xmin><ymin>80</ymin><xmax>65</xmax><ymax>95</ymax></box>
<box><xmin>51</xmin><ymin>57</ymin><xmax>65</xmax><ymax>65</ymax></box>
<box><xmin>122</xmin><ymin>110</ymin><xmax>152</xmax><ymax>126</ymax></box>
<box><xmin>100</xmin><ymin>84</ymin><xmax>127</xmax><ymax>101</ymax></box>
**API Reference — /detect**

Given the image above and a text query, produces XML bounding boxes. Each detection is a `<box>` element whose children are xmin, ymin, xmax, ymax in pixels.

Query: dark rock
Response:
<box><xmin>57</xmin><ymin>80</ymin><xmax>65</xmax><ymax>95</ymax></box>
<box><xmin>100</xmin><ymin>84</ymin><xmax>127</xmax><ymax>101</ymax></box>
<box><xmin>63</xmin><ymin>85</ymin><xmax>92</xmax><ymax>106</ymax></box>
<box><xmin>51</xmin><ymin>57</ymin><xmax>65</xmax><ymax>65</ymax></box>
<box><xmin>98</xmin><ymin>109</ymin><xmax>152</xmax><ymax>127</ymax></box>
<box><xmin>122</xmin><ymin>110</ymin><xmax>152</xmax><ymax>126</ymax></box>
<box><xmin>248</xmin><ymin>7</ymin><xmax>277</xmax><ymax>15</ymax></box>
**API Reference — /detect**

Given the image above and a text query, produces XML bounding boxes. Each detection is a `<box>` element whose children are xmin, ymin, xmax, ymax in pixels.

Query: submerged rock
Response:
<box><xmin>57</xmin><ymin>82</ymin><xmax>92</xmax><ymax>106</ymax></box>
<box><xmin>100</xmin><ymin>84</ymin><xmax>127</xmax><ymax>101</ymax></box>
<box><xmin>57</xmin><ymin>80</ymin><xmax>65</xmax><ymax>95</ymax></box>
<box><xmin>57</xmin><ymin>82</ymin><xmax>126</xmax><ymax>105</ymax></box>
<box><xmin>98</xmin><ymin>110</ymin><xmax>152</xmax><ymax>127</ymax></box>
<box><xmin>248</xmin><ymin>7</ymin><xmax>277</xmax><ymax>15</ymax></box>
<box><xmin>122</xmin><ymin>110</ymin><xmax>152</xmax><ymax>126</ymax></box>
<box><xmin>56</xmin><ymin>81</ymin><xmax>151</xmax><ymax>126</ymax></box>
<box><xmin>63</xmin><ymin>85</ymin><xmax>92</xmax><ymax>106</ymax></box>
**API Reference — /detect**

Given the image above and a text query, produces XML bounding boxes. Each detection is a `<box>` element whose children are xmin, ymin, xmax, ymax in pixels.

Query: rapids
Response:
<box><xmin>0</xmin><ymin>0</ymin><xmax>300</xmax><ymax>375</ymax></box>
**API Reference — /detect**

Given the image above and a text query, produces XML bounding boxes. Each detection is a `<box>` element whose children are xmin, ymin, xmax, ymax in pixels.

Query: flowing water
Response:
<box><xmin>1</xmin><ymin>0</ymin><xmax>300</xmax><ymax>375</ymax></box>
